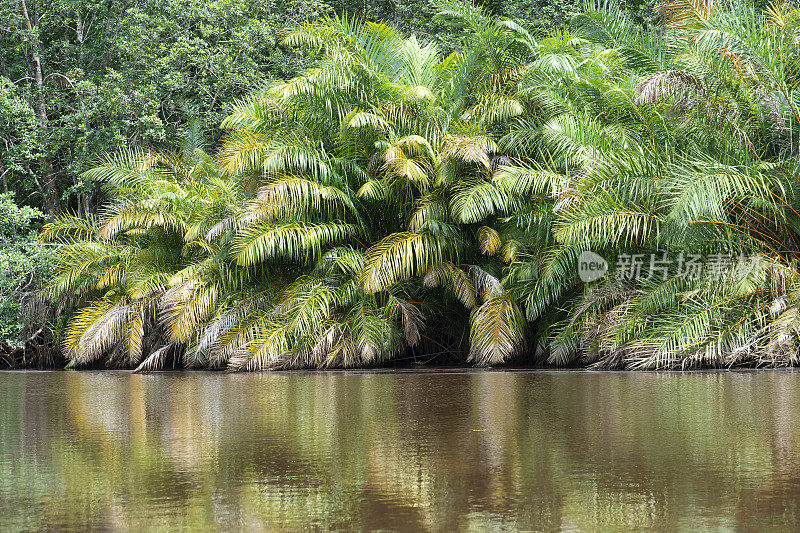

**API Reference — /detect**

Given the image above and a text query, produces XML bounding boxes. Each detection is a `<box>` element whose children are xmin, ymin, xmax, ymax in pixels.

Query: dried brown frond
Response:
<box><xmin>660</xmin><ymin>0</ymin><xmax>716</xmax><ymax>30</ymax></box>
<box><xmin>635</xmin><ymin>69</ymin><xmax>706</xmax><ymax>113</ymax></box>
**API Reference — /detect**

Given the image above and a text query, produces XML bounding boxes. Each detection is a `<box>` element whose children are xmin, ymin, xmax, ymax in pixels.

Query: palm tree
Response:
<box><xmin>44</xmin><ymin>1</ymin><xmax>800</xmax><ymax>370</ymax></box>
<box><xmin>207</xmin><ymin>9</ymin><xmax>537</xmax><ymax>369</ymax></box>
<box><xmin>46</xmin><ymin>7</ymin><xmax>537</xmax><ymax>370</ymax></box>
<box><xmin>492</xmin><ymin>0</ymin><xmax>800</xmax><ymax>369</ymax></box>
<box><xmin>43</xmin><ymin>122</ymin><xmax>240</xmax><ymax>370</ymax></box>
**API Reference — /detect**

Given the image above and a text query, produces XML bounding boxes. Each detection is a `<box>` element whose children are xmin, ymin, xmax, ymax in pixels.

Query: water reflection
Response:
<box><xmin>1</xmin><ymin>371</ymin><xmax>799</xmax><ymax>531</ymax></box>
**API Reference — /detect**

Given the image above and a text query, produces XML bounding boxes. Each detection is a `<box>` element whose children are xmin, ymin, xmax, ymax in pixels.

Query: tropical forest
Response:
<box><xmin>2</xmin><ymin>0</ymin><xmax>800</xmax><ymax>372</ymax></box>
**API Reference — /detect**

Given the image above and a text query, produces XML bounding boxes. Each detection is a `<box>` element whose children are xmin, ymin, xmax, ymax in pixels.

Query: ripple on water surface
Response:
<box><xmin>0</xmin><ymin>370</ymin><xmax>799</xmax><ymax>531</ymax></box>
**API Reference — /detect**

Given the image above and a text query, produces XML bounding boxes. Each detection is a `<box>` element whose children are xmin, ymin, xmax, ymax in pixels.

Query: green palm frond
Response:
<box><xmin>450</xmin><ymin>178</ymin><xmax>517</xmax><ymax>223</ymax></box>
<box><xmin>81</xmin><ymin>149</ymin><xmax>153</xmax><ymax>195</ymax></box>
<box><xmin>232</xmin><ymin>221</ymin><xmax>359</xmax><ymax>266</ymax></box>
<box><xmin>41</xmin><ymin>213</ymin><xmax>100</xmax><ymax>242</ymax></box>
<box><xmin>469</xmin><ymin>291</ymin><xmax>525</xmax><ymax>366</ymax></box>
<box><xmin>362</xmin><ymin>232</ymin><xmax>453</xmax><ymax>293</ymax></box>
<box><xmin>65</xmin><ymin>297</ymin><xmax>143</xmax><ymax>365</ymax></box>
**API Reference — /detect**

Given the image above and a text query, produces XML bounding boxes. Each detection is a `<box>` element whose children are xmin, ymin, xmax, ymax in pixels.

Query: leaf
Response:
<box><xmin>469</xmin><ymin>291</ymin><xmax>525</xmax><ymax>366</ymax></box>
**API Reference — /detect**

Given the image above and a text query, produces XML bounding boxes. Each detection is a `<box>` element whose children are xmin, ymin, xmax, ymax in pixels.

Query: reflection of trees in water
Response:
<box><xmin>1</xmin><ymin>372</ymin><xmax>800</xmax><ymax>530</ymax></box>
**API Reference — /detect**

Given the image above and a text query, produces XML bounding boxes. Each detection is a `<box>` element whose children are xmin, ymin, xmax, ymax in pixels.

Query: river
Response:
<box><xmin>1</xmin><ymin>370</ymin><xmax>798</xmax><ymax>531</ymax></box>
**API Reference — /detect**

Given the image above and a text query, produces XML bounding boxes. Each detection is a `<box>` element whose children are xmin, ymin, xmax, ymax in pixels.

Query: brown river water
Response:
<box><xmin>0</xmin><ymin>370</ymin><xmax>799</xmax><ymax>531</ymax></box>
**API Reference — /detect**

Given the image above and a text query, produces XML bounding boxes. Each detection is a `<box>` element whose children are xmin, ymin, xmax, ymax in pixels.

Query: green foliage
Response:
<box><xmin>0</xmin><ymin>78</ymin><xmax>41</xmax><ymax>190</ymax></box>
<box><xmin>499</xmin><ymin>0</ymin><xmax>800</xmax><ymax>369</ymax></box>
<box><xmin>39</xmin><ymin>0</ymin><xmax>800</xmax><ymax>371</ymax></box>
<box><xmin>0</xmin><ymin>0</ymin><xmax>331</xmax><ymax>214</ymax></box>
<box><xmin>2</xmin><ymin>0</ymin><xmax>647</xmax><ymax>216</ymax></box>
<box><xmin>0</xmin><ymin>195</ymin><xmax>52</xmax><ymax>346</ymax></box>
<box><xmin>43</xmin><ymin>6</ymin><xmax>538</xmax><ymax>369</ymax></box>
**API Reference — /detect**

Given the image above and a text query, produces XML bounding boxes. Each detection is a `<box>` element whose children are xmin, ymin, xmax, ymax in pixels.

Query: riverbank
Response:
<box><xmin>3</xmin><ymin>346</ymin><xmax>797</xmax><ymax>372</ymax></box>
<box><xmin>0</xmin><ymin>340</ymin><xmax>64</xmax><ymax>370</ymax></box>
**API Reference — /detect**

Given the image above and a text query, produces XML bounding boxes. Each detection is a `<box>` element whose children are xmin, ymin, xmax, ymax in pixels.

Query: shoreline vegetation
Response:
<box><xmin>6</xmin><ymin>0</ymin><xmax>800</xmax><ymax>372</ymax></box>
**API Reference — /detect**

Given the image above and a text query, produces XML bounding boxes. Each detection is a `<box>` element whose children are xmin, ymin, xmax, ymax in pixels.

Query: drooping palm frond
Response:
<box><xmin>41</xmin><ymin>213</ymin><xmax>100</xmax><ymax>242</ymax></box>
<box><xmin>469</xmin><ymin>291</ymin><xmax>525</xmax><ymax>365</ymax></box>
<box><xmin>80</xmin><ymin>149</ymin><xmax>154</xmax><ymax>195</ymax></box>
<box><xmin>423</xmin><ymin>262</ymin><xmax>478</xmax><ymax>309</ymax></box>
<box><xmin>231</xmin><ymin>221</ymin><xmax>359</xmax><ymax>266</ymax></box>
<box><xmin>450</xmin><ymin>178</ymin><xmax>517</xmax><ymax>223</ymax></box>
<box><xmin>64</xmin><ymin>297</ymin><xmax>147</xmax><ymax>366</ymax></box>
<box><xmin>362</xmin><ymin>232</ymin><xmax>454</xmax><ymax>293</ymax></box>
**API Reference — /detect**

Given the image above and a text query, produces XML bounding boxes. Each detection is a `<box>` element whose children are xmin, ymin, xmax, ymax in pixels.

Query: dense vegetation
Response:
<box><xmin>7</xmin><ymin>0</ymin><xmax>800</xmax><ymax>370</ymax></box>
<box><xmin>0</xmin><ymin>195</ymin><xmax>53</xmax><ymax>367</ymax></box>
<box><xmin>1</xmin><ymin>0</ymin><xmax>606</xmax><ymax>217</ymax></box>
